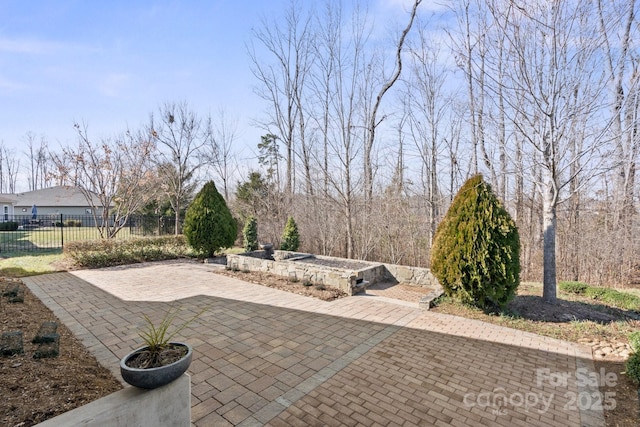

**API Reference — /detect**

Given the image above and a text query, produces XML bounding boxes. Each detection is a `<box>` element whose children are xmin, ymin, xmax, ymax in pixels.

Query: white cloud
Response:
<box><xmin>0</xmin><ymin>37</ymin><xmax>97</xmax><ymax>55</ymax></box>
<box><xmin>0</xmin><ymin>37</ymin><xmax>63</xmax><ymax>54</ymax></box>
<box><xmin>0</xmin><ymin>75</ymin><xmax>27</xmax><ymax>92</ymax></box>
<box><xmin>99</xmin><ymin>73</ymin><xmax>132</xmax><ymax>98</ymax></box>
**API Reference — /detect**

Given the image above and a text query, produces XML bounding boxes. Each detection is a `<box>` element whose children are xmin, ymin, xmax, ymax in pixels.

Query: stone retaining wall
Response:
<box><xmin>226</xmin><ymin>252</ymin><xmax>439</xmax><ymax>296</ymax></box>
<box><xmin>382</xmin><ymin>263</ymin><xmax>440</xmax><ymax>288</ymax></box>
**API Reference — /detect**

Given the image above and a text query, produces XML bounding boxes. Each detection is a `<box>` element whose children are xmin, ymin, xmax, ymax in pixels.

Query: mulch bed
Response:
<box><xmin>0</xmin><ymin>279</ymin><xmax>122</xmax><ymax>427</ymax></box>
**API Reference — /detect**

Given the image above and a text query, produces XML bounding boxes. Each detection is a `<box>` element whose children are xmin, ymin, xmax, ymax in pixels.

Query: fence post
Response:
<box><xmin>60</xmin><ymin>213</ymin><xmax>64</xmax><ymax>249</ymax></box>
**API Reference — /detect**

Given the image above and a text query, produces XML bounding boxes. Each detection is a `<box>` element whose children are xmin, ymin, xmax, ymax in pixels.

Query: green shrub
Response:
<box><xmin>430</xmin><ymin>174</ymin><xmax>520</xmax><ymax>310</ymax></box>
<box><xmin>280</xmin><ymin>216</ymin><xmax>300</xmax><ymax>251</ymax></box>
<box><xmin>626</xmin><ymin>351</ymin><xmax>640</xmax><ymax>384</ymax></box>
<box><xmin>629</xmin><ymin>331</ymin><xmax>640</xmax><ymax>353</ymax></box>
<box><xmin>183</xmin><ymin>181</ymin><xmax>237</xmax><ymax>258</ymax></box>
<box><xmin>583</xmin><ymin>287</ymin><xmax>640</xmax><ymax>311</ymax></box>
<box><xmin>0</xmin><ymin>221</ymin><xmax>19</xmax><ymax>231</ymax></box>
<box><xmin>242</xmin><ymin>216</ymin><xmax>258</xmax><ymax>252</ymax></box>
<box><xmin>559</xmin><ymin>281</ymin><xmax>589</xmax><ymax>294</ymax></box>
<box><xmin>63</xmin><ymin>219</ymin><xmax>82</xmax><ymax>227</ymax></box>
<box><xmin>64</xmin><ymin>235</ymin><xmax>194</xmax><ymax>268</ymax></box>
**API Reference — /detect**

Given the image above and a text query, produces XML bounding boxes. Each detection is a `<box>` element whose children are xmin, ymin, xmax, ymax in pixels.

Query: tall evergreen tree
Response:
<box><xmin>183</xmin><ymin>181</ymin><xmax>237</xmax><ymax>257</ymax></box>
<box><xmin>431</xmin><ymin>175</ymin><xmax>520</xmax><ymax>309</ymax></box>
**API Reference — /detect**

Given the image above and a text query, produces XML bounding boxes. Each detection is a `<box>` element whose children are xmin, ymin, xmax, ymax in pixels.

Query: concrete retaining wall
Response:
<box><xmin>35</xmin><ymin>374</ymin><xmax>191</xmax><ymax>427</ymax></box>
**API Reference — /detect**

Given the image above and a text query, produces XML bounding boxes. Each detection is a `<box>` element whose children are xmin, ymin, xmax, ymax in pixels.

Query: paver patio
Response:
<box><xmin>23</xmin><ymin>260</ymin><xmax>604</xmax><ymax>426</ymax></box>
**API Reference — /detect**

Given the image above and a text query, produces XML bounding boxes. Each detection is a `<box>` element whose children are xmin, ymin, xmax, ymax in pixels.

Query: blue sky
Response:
<box><xmin>0</xmin><ymin>0</ymin><xmax>285</xmax><ymax>157</ymax></box>
<box><xmin>0</xmin><ymin>0</ymin><xmax>444</xmax><ymax>190</ymax></box>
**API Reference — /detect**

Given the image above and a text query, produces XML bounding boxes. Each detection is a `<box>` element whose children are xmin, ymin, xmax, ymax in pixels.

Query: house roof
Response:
<box><xmin>13</xmin><ymin>186</ymin><xmax>103</xmax><ymax>207</ymax></box>
<box><xmin>0</xmin><ymin>194</ymin><xmax>17</xmax><ymax>204</ymax></box>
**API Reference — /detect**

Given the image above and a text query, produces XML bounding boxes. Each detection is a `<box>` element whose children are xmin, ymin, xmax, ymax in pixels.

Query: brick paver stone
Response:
<box><xmin>23</xmin><ymin>261</ymin><xmax>603</xmax><ymax>426</ymax></box>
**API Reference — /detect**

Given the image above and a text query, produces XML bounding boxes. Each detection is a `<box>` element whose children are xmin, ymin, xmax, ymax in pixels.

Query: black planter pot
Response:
<box><xmin>120</xmin><ymin>342</ymin><xmax>192</xmax><ymax>389</ymax></box>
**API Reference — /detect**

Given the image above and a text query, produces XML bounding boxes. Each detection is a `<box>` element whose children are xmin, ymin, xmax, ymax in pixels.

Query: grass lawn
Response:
<box><xmin>0</xmin><ymin>227</ymin><xmax>135</xmax><ymax>250</ymax></box>
<box><xmin>431</xmin><ymin>281</ymin><xmax>640</xmax><ymax>344</ymax></box>
<box><xmin>0</xmin><ymin>250</ymin><xmax>67</xmax><ymax>277</ymax></box>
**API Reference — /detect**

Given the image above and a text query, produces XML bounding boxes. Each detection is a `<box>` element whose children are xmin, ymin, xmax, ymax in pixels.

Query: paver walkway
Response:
<box><xmin>23</xmin><ymin>260</ymin><xmax>604</xmax><ymax>426</ymax></box>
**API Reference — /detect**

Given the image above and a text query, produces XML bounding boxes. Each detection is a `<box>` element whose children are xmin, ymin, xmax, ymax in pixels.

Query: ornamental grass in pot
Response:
<box><xmin>120</xmin><ymin>306</ymin><xmax>204</xmax><ymax>389</ymax></box>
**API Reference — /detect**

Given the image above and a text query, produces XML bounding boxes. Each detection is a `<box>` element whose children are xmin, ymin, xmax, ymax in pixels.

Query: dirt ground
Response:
<box><xmin>1</xmin><ymin>272</ymin><xmax>638</xmax><ymax>426</ymax></box>
<box><xmin>213</xmin><ymin>268</ymin><xmax>349</xmax><ymax>301</ymax></box>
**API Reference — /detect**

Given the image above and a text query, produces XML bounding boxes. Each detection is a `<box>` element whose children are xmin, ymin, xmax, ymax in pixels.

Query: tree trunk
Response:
<box><xmin>542</xmin><ymin>180</ymin><xmax>557</xmax><ymax>304</ymax></box>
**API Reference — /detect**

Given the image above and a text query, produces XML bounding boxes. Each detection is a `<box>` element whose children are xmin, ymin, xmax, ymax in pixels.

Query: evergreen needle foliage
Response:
<box><xmin>243</xmin><ymin>216</ymin><xmax>259</xmax><ymax>252</ymax></box>
<box><xmin>626</xmin><ymin>351</ymin><xmax>640</xmax><ymax>384</ymax></box>
<box><xmin>183</xmin><ymin>181</ymin><xmax>237</xmax><ymax>257</ymax></box>
<box><xmin>430</xmin><ymin>175</ymin><xmax>520</xmax><ymax>310</ymax></box>
<box><xmin>280</xmin><ymin>216</ymin><xmax>300</xmax><ymax>251</ymax></box>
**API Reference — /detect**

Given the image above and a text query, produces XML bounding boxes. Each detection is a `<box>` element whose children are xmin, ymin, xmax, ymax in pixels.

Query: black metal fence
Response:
<box><xmin>0</xmin><ymin>215</ymin><xmax>178</xmax><ymax>253</ymax></box>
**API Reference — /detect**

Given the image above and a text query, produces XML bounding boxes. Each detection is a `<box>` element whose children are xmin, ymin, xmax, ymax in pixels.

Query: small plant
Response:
<box><xmin>242</xmin><ymin>216</ymin><xmax>259</xmax><ymax>252</ymax></box>
<box><xmin>280</xmin><ymin>216</ymin><xmax>300</xmax><ymax>251</ymax></box>
<box><xmin>625</xmin><ymin>351</ymin><xmax>640</xmax><ymax>384</ymax></box>
<box><xmin>584</xmin><ymin>287</ymin><xmax>640</xmax><ymax>311</ymax></box>
<box><xmin>302</xmin><ymin>280</ymin><xmax>313</xmax><ymax>287</ymax></box>
<box><xmin>559</xmin><ymin>281</ymin><xmax>589</xmax><ymax>295</ymax></box>
<box><xmin>132</xmin><ymin>306</ymin><xmax>205</xmax><ymax>369</ymax></box>
<box><xmin>314</xmin><ymin>283</ymin><xmax>326</xmax><ymax>291</ymax></box>
<box><xmin>629</xmin><ymin>331</ymin><xmax>640</xmax><ymax>353</ymax></box>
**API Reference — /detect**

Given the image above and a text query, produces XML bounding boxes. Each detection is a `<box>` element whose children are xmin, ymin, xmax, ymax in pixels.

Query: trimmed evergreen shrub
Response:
<box><xmin>183</xmin><ymin>181</ymin><xmax>237</xmax><ymax>257</ymax></box>
<box><xmin>628</xmin><ymin>331</ymin><xmax>640</xmax><ymax>353</ymax></box>
<box><xmin>0</xmin><ymin>221</ymin><xmax>19</xmax><ymax>231</ymax></box>
<box><xmin>626</xmin><ymin>351</ymin><xmax>640</xmax><ymax>384</ymax></box>
<box><xmin>243</xmin><ymin>216</ymin><xmax>258</xmax><ymax>252</ymax></box>
<box><xmin>559</xmin><ymin>281</ymin><xmax>589</xmax><ymax>294</ymax></box>
<box><xmin>430</xmin><ymin>174</ymin><xmax>520</xmax><ymax>310</ymax></box>
<box><xmin>64</xmin><ymin>235</ymin><xmax>195</xmax><ymax>268</ymax></box>
<box><xmin>280</xmin><ymin>216</ymin><xmax>300</xmax><ymax>251</ymax></box>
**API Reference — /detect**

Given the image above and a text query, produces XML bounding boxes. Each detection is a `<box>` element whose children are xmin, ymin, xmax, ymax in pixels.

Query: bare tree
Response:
<box><xmin>1</xmin><ymin>146</ymin><xmax>20</xmax><ymax>193</ymax></box>
<box><xmin>50</xmin><ymin>124</ymin><xmax>156</xmax><ymax>238</ymax></box>
<box><xmin>597</xmin><ymin>0</ymin><xmax>638</xmax><ymax>228</ymax></box>
<box><xmin>362</xmin><ymin>0</ymin><xmax>422</xmax><ymax>203</ymax></box>
<box><xmin>248</xmin><ymin>0</ymin><xmax>315</xmax><ymax>197</ymax></box>
<box><xmin>0</xmin><ymin>143</ymin><xmax>4</xmax><ymax>193</ymax></box>
<box><xmin>149</xmin><ymin>102</ymin><xmax>206</xmax><ymax>234</ymax></box>
<box><xmin>319</xmin><ymin>1</ymin><xmax>372</xmax><ymax>259</ymax></box>
<box><xmin>203</xmin><ymin>109</ymin><xmax>240</xmax><ymax>201</ymax></box>
<box><xmin>487</xmin><ymin>0</ymin><xmax>610</xmax><ymax>303</ymax></box>
<box><xmin>24</xmin><ymin>132</ymin><xmax>50</xmax><ymax>191</ymax></box>
<box><xmin>405</xmin><ymin>29</ymin><xmax>454</xmax><ymax>246</ymax></box>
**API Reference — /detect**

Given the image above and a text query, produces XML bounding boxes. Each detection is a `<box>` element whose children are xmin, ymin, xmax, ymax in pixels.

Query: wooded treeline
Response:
<box><xmin>1</xmin><ymin>0</ymin><xmax>638</xmax><ymax>287</ymax></box>
<box><xmin>244</xmin><ymin>0</ymin><xmax>640</xmax><ymax>289</ymax></box>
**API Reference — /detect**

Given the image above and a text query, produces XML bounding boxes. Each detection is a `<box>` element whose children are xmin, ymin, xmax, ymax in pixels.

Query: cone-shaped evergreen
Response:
<box><xmin>280</xmin><ymin>216</ymin><xmax>300</xmax><ymax>251</ymax></box>
<box><xmin>243</xmin><ymin>216</ymin><xmax>259</xmax><ymax>252</ymax></box>
<box><xmin>183</xmin><ymin>181</ymin><xmax>237</xmax><ymax>257</ymax></box>
<box><xmin>430</xmin><ymin>175</ymin><xmax>520</xmax><ymax>309</ymax></box>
